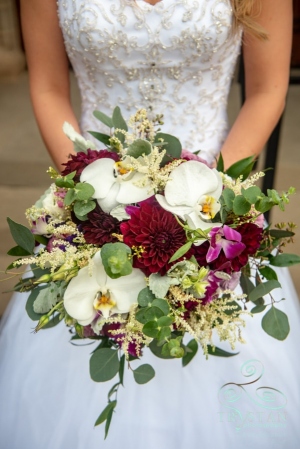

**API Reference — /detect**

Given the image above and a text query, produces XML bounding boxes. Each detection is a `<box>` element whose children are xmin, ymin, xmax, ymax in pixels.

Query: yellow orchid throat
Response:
<box><xmin>200</xmin><ymin>196</ymin><xmax>218</xmax><ymax>219</ymax></box>
<box><xmin>93</xmin><ymin>291</ymin><xmax>116</xmax><ymax>317</ymax></box>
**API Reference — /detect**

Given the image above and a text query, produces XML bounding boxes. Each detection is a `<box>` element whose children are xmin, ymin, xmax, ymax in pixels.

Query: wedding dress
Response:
<box><xmin>0</xmin><ymin>1</ymin><xmax>299</xmax><ymax>448</ymax></box>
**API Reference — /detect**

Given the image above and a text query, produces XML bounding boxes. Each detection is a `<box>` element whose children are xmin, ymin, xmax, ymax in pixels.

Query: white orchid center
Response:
<box><xmin>93</xmin><ymin>290</ymin><xmax>116</xmax><ymax>317</ymax></box>
<box><xmin>197</xmin><ymin>195</ymin><xmax>219</xmax><ymax>219</ymax></box>
<box><xmin>114</xmin><ymin>161</ymin><xmax>134</xmax><ymax>178</ymax></box>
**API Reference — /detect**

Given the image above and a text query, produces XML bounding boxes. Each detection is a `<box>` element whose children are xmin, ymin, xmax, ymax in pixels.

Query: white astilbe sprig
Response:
<box><xmin>221</xmin><ymin>171</ymin><xmax>265</xmax><ymax>195</ymax></box>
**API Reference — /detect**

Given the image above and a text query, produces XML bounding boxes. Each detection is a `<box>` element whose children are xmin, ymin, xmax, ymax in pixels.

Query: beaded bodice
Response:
<box><xmin>58</xmin><ymin>0</ymin><xmax>241</xmax><ymax>163</ymax></box>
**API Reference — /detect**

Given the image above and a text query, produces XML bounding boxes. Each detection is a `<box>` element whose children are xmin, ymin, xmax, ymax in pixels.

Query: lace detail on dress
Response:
<box><xmin>57</xmin><ymin>0</ymin><xmax>241</xmax><ymax>163</ymax></box>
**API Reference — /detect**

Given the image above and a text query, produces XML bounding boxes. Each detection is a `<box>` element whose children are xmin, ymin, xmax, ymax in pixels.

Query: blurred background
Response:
<box><xmin>0</xmin><ymin>0</ymin><xmax>300</xmax><ymax>316</ymax></box>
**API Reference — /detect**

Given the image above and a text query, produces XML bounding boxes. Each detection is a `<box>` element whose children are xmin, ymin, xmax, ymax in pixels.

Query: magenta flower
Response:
<box><xmin>206</xmin><ymin>225</ymin><xmax>246</xmax><ymax>263</ymax></box>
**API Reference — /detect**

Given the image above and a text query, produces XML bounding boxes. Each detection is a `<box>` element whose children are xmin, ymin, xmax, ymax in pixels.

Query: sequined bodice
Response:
<box><xmin>58</xmin><ymin>0</ymin><xmax>241</xmax><ymax>163</ymax></box>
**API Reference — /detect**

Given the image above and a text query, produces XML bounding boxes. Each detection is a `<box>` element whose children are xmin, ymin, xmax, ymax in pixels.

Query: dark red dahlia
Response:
<box><xmin>120</xmin><ymin>201</ymin><xmax>191</xmax><ymax>276</ymax></box>
<box><xmin>81</xmin><ymin>204</ymin><xmax>120</xmax><ymax>246</ymax></box>
<box><xmin>194</xmin><ymin>222</ymin><xmax>263</xmax><ymax>273</ymax></box>
<box><xmin>61</xmin><ymin>149</ymin><xmax>119</xmax><ymax>181</ymax></box>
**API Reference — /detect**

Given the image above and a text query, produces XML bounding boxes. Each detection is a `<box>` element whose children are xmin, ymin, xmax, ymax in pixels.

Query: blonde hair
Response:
<box><xmin>231</xmin><ymin>0</ymin><xmax>268</xmax><ymax>40</ymax></box>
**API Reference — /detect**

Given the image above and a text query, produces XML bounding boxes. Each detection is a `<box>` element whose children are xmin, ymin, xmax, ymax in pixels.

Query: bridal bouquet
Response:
<box><xmin>6</xmin><ymin>107</ymin><xmax>299</xmax><ymax>436</ymax></box>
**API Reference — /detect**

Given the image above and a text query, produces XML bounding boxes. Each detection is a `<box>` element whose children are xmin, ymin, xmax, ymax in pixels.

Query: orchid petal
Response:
<box><xmin>164</xmin><ymin>161</ymin><xmax>220</xmax><ymax>207</ymax></box>
<box><xmin>222</xmin><ymin>240</ymin><xmax>246</xmax><ymax>260</ymax></box>
<box><xmin>206</xmin><ymin>244</ymin><xmax>222</xmax><ymax>263</ymax></box>
<box><xmin>97</xmin><ymin>182</ymin><xmax>120</xmax><ymax>213</ymax></box>
<box><xmin>80</xmin><ymin>158</ymin><xmax>115</xmax><ymax>199</ymax></box>
<box><xmin>155</xmin><ymin>194</ymin><xmax>193</xmax><ymax>218</ymax></box>
<box><xmin>117</xmin><ymin>172</ymin><xmax>154</xmax><ymax>204</ymax></box>
<box><xmin>223</xmin><ymin>225</ymin><xmax>242</xmax><ymax>242</ymax></box>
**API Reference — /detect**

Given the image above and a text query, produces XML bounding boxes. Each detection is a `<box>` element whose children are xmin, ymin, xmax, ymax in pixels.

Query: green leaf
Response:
<box><xmin>101</xmin><ymin>242</ymin><xmax>132</xmax><ymax>279</ymax></box>
<box><xmin>55</xmin><ymin>177</ymin><xmax>75</xmax><ymax>189</ymax></box>
<box><xmin>104</xmin><ymin>407</ymin><xmax>115</xmax><ymax>439</ymax></box>
<box><xmin>74</xmin><ymin>199</ymin><xmax>96</xmax><ymax>218</ymax></box>
<box><xmin>74</xmin><ymin>182</ymin><xmax>95</xmax><ymax>201</ymax></box>
<box><xmin>33</xmin><ymin>282</ymin><xmax>60</xmax><ymax>314</ymax></box>
<box><xmin>94</xmin><ymin>400</ymin><xmax>117</xmax><ymax>427</ymax></box>
<box><xmin>240</xmin><ymin>272</ymin><xmax>255</xmax><ymax>296</ymax></box>
<box><xmin>137</xmin><ymin>287</ymin><xmax>155</xmax><ymax>307</ymax></box>
<box><xmin>155</xmin><ymin>132</ymin><xmax>182</xmax><ymax>160</ymax></box>
<box><xmin>241</xmin><ymin>186</ymin><xmax>262</xmax><ymax>204</ymax></box>
<box><xmin>207</xmin><ymin>346</ymin><xmax>239</xmax><ymax>357</ymax></box>
<box><xmin>262</xmin><ymin>306</ymin><xmax>290</xmax><ymax>340</ymax></box>
<box><xmin>226</xmin><ymin>156</ymin><xmax>255</xmax><ymax>180</ymax></box>
<box><xmin>133</xmin><ymin>364</ymin><xmax>155</xmax><ymax>384</ymax></box>
<box><xmin>135</xmin><ymin>306</ymin><xmax>164</xmax><ymax>324</ymax></box>
<box><xmin>233</xmin><ymin>195</ymin><xmax>251</xmax><ymax>215</ymax></box>
<box><xmin>126</xmin><ymin>139</ymin><xmax>152</xmax><ymax>158</ymax></box>
<box><xmin>248</xmin><ymin>280</ymin><xmax>281</xmax><ymax>303</ymax></box>
<box><xmin>112</xmin><ymin>106</ymin><xmax>128</xmax><ymax>131</ymax></box>
<box><xmin>152</xmin><ymin>298</ymin><xmax>170</xmax><ymax>315</ymax></box>
<box><xmin>157</xmin><ymin>316</ymin><xmax>173</xmax><ymax>327</ymax></box>
<box><xmin>34</xmin><ymin>235</ymin><xmax>48</xmax><ymax>245</ymax></box>
<box><xmin>7</xmin><ymin>245</ymin><xmax>32</xmax><ymax>256</ymax></box>
<box><xmin>93</xmin><ymin>110</ymin><xmax>113</xmax><ymax>128</ymax></box>
<box><xmin>169</xmin><ymin>241</ymin><xmax>192</xmax><ymax>263</ymax></box>
<box><xmin>251</xmin><ymin>304</ymin><xmax>267</xmax><ymax>314</ymax></box>
<box><xmin>269</xmin><ymin>253</ymin><xmax>300</xmax><ymax>267</ymax></box>
<box><xmin>142</xmin><ymin>321</ymin><xmax>159</xmax><ymax>338</ymax></box>
<box><xmin>216</xmin><ymin>153</ymin><xmax>224</xmax><ymax>172</ymax></box>
<box><xmin>255</xmin><ymin>196</ymin><xmax>273</xmax><ymax>213</ymax></box>
<box><xmin>182</xmin><ymin>339</ymin><xmax>198</xmax><ymax>367</ymax></box>
<box><xmin>88</xmin><ymin>131</ymin><xmax>111</xmax><ymax>146</ymax></box>
<box><xmin>7</xmin><ymin>218</ymin><xmax>35</xmax><ymax>254</ymax></box>
<box><xmin>269</xmin><ymin>229</ymin><xmax>295</xmax><ymax>239</ymax></box>
<box><xmin>221</xmin><ymin>188</ymin><xmax>235</xmax><ymax>210</ymax></box>
<box><xmin>90</xmin><ymin>348</ymin><xmax>120</xmax><ymax>382</ymax></box>
<box><xmin>119</xmin><ymin>355</ymin><xmax>125</xmax><ymax>386</ymax></box>
<box><xmin>26</xmin><ymin>287</ymin><xmax>48</xmax><ymax>321</ymax></box>
<box><xmin>64</xmin><ymin>189</ymin><xmax>76</xmax><ymax>206</ymax></box>
<box><xmin>42</xmin><ymin>313</ymin><xmax>61</xmax><ymax>329</ymax></box>
<box><xmin>149</xmin><ymin>339</ymin><xmax>174</xmax><ymax>359</ymax></box>
<box><xmin>258</xmin><ymin>266</ymin><xmax>278</xmax><ymax>281</ymax></box>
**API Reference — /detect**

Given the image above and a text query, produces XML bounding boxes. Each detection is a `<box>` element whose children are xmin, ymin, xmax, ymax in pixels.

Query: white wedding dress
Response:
<box><xmin>0</xmin><ymin>1</ymin><xmax>300</xmax><ymax>448</ymax></box>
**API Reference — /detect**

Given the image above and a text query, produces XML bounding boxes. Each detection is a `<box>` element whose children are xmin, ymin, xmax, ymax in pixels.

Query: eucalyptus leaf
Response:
<box><xmin>258</xmin><ymin>266</ymin><xmax>278</xmax><ymax>281</ymax></box>
<box><xmin>127</xmin><ymin>139</ymin><xmax>152</xmax><ymax>158</ymax></box>
<box><xmin>149</xmin><ymin>273</ymin><xmax>176</xmax><ymax>299</ymax></box>
<box><xmin>74</xmin><ymin>199</ymin><xmax>96</xmax><ymax>218</ymax></box>
<box><xmin>142</xmin><ymin>321</ymin><xmax>159</xmax><ymax>338</ymax></box>
<box><xmin>133</xmin><ymin>364</ymin><xmax>155</xmax><ymax>384</ymax></box>
<box><xmin>221</xmin><ymin>188</ymin><xmax>235</xmax><ymax>210</ymax></box>
<box><xmin>7</xmin><ymin>218</ymin><xmax>35</xmax><ymax>254</ymax></box>
<box><xmin>182</xmin><ymin>339</ymin><xmax>198</xmax><ymax>367</ymax></box>
<box><xmin>169</xmin><ymin>241</ymin><xmax>192</xmax><ymax>263</ymax></box>
<box><xmin>64</xmin><ymin>189</ymin><xmax>76</xmax><ymax>206</ymax></box>
<box><xmin>207</xmin><ymin>346</ymin><xmax>239</xmax><ymax>357</ymax></box>
<box><xmin>233</xmin><ymin>195</ymin><xmax>251</xmax><ymax>215</ymax></box>
<box><xmin>93</xmin><ymin>110</ymin><xmax>113</xmax><ymax>129</ymax></box>
<box><xmin>261</xmin><ymin>306</ymin><xmax>290</xmax><ymax>340</ymax></box>
<box><xmin>90</xmin><ymin>348</ymin><xmax>120</xmax><ymax>382</ymax></box>
<box><xmin>157</xmin><ymin>316</ymin><xmax>173</xmax><ymax>327</ymax></box>
<box><xmin>152</xmin><ymin>298</ymin><xmax>169</xmax><ymax>315</ymax></box>
<box><xmin>155</xmin><ymin>132</ymin><xmax>182</xmax><ymax>159</ymax></box>
<box><xmin>33</xmin><ymin>282</ymin><xmax>60</xmax><ymax>314</ymax></box>
<box><xmin>112</xmin><ymin>106</ymin><xmax>128</xmax><ymax>131</ymax></box>
<box><xmin>225</xmin><ymin>156</ymin><xmax>255</xmax><ymax>180</ymax></box>
<box><xmin>248</xmin><ymin>280</ymin><xmax>281</xmax><ymax>303</ymax></box>
<box><xmin>269</xmin><ymin>254</ymin><xmax>300</xmax><ymax>267</ymax></box>
<box><xmin>74</xmin><ymin>182</ymin><xmax>95</xmax><ymax>201</ymax></box>
<box><xmin>88</xmin><ymin>131</ymin><xmax>111</xmax><ymax>146</ymax></box>
<box><xmin>149</xmin><ymin>339</ymin><xmax>174</xmax><ymax>359</ymax></box>
<box><xmin>269</xmin><ymin>229</ymin><xmax>295</xmax><ymax>239</ymax></box>
<box><xmin>26</xmin><ymin>287</ymin><xmax>48</xmax><ymax>321</ymax></box>
<box><xmin>217</xmin><ymin>153</ymin><xmax>224</xmax><ymax>172</ymax></box>
<box><xmin>241</xmin><ymin>186</ymin><xmax>262</xmax><ymax>204</ymax></box>
<box><xmin>251</xmin><ymin>304</ymin><xmax>267</xmax><ymax>314</ymax></box>
<box><xmin>119</xmin><ymin>354</ymin><xmax>125</xmax><ymax>386</ymax></box>
<box><xmin>137</xmin><ymin>287</ymin><xmax>155</xmax><ymax>307</ymax></box>
<box><xmin>240</xmin><ymin>272</ymin><xmax>255</xmax><ymax>297</ymax></box>
<box><xmin>157</xmin><ymin>326</ymin><xmax>171</xmax><ymax>342</ymax></box>
<box><xmin>95</xmin><ymin>400</ymin><xmax>117</xmax><ymax>427</ymax></box>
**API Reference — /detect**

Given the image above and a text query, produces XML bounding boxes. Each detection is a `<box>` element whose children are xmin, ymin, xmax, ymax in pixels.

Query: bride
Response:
<box><xmin>1</xmin><ymin>1</ymin><xmax>299</xmax><ymax>448</ymax></box>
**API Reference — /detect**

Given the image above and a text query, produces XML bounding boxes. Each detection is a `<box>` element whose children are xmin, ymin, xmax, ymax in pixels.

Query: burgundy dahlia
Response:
<box><xmin>120</xmin><ymin>201</ymin><xmax>191</xmax><ymax>276</ymax></box>
<box><xmin>61</xmin><ymin>149</ymin><xmax>119</xmax><ymax>181</ymax></box>
<box><xmin>81</xmin><ymin>204</ymin><xmax>120</xmax><ymax>246</ymax></box>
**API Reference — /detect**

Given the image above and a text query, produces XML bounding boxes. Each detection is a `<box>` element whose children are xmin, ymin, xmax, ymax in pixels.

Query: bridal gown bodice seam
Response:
<box><xmin>57</xmin><ymin>0</ymin><xmax>242</xmax><ymax>164</ymax></box>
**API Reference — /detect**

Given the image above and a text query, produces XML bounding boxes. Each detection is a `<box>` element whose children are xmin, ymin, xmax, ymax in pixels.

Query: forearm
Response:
<box><xmin>221</xmin><ymin>90</ymin><xmax>286</xmax><ymax>169</ymax></box>
<box><xmin>31</xmin><ymin>88</ymin><xmax>79</xmax><ymax>171</ymax></box>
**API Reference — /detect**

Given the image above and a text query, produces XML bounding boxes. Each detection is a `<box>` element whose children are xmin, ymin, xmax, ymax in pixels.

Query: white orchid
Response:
<box><xmin>155</xmin><ymin>161</ymin><xmax>222</xmax><ymax>231</ymax></box>
<box><xmin>64</xmin><ymin>251</ymin><xmax>146</xmax><ymax>325</ymax></box>
<box><xmin>80</xmin><ymin>158</ymin><xmax>154</xmax><ymax>213</ymax></box>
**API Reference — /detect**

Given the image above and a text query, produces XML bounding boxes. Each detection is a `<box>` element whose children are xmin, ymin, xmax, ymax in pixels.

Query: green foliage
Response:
<box><xmin>216</xmin><ymin>153</ymin><xmax>224</xmax><ymax>172</ymax></box>
<box><xmin>137</xmin><ymin>287</ymin><xmax>155</xmax><ymax>307</ymax></box>
<box><xmin>233</xmin><ymin>195</ymin><xmax>251</xmax><ymax>215</ymax></box>
<box><xmin>88</xmin><ymin>131</ymin><xmax>111</xmax><ymax>146</ymax></box>
<box><xmin>7</xmin><ymin>246</ymin><xmax>32</xmax><ymax>256</ymax></box>
<box><xmin>207</xmin><ymin>346</ymin><xmax>239</xmax><ymax>357</ymax></box>
<box><xmin>101</xmin><ymin>242</ymin><xmax>132</xmax><ymax>278</ymax></box>
<box><xmin>169</xmin><ymin>241</ymin><xmax>192</xmax><ymax>263</ymax></box>
<box><xmin>127</xmin><ymin>139</ymin><xmax>152</xmax><ymax>158</ymax></box>
<box><xmin>225</xmin><ymin>156</ymin><xmax>255</xmax><ymax>180</ymax></box>
<box><xmin>269</xmin><ymin>253</ymin><xmax>300</xmax><ymax>267</ymax></box>
<box><xmin>182</xmin><ymin>339</ymin><xmax>198</xmax><ymax>367</ymax></box>
<box><xmin>258</xmin><ymin>266</ymin><xmax>278</xmax><ymax>281</ymax></box>
<box><xmin>248</xmin><ymin>280</ymin><xmax>281</xmax><ymax>303</ymax></box>
<box><xmin>154</xmin><ymin>132</ymin><xmax>182</xmax><ymax>163</ymax></box>
<box><xmin>7</xmin><ymin>218</ymin><xmax>35</xmax><ymax>255</ymax></box>
<box><xmin>90</xmin><ymin>348</ymin><xmax>120</xmax><ymax>382</ymax></box>
<box><xmin>73</xmin><ymin>199</ymin><xmax>96</xmax><ymax>220</ymax></box>
<box><xmin>133</xmin><ymin>364</ymin><xmax>155</xmax><ymax>384</ymax></box>
<box><xmin>262</xmin><ymin>306</ymin><xmax>290</xmax><ymax>340</ymax></box>
<box><xmin>113</xmin><ymin>106</ymin><xmax>128</xmax><ymax>143</ymax></box>
<box><xmin>93</xmin><ymin>110</ymin><xmax>114</xmax><ymax>128</ymax></box>
<box><xmin>26</xmin><ymin>286</ymin><xmax>49</xmax><ymax>321</ymax></box>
